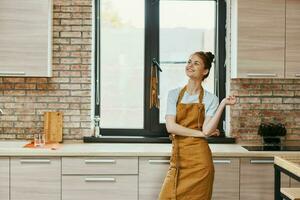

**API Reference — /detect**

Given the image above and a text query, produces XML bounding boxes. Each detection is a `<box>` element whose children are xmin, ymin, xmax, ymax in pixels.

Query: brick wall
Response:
<box><xmin>230</xmin><ymin>79</ymin><xmax>300</xmax><ymax>144</ymax></box>
<box><xmin>0</xmin><ymin>0</ymin><xmax>93</xmax><ymax>140</ymax></box>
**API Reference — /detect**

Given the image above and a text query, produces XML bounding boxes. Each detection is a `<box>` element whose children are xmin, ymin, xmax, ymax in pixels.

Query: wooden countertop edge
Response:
<box><xmin>274</xmin><ymin>156</ymin><xmax>300</xmax><ymax>177</ymax></box>
<box><xmin>0</xmin><ymin>151</ymin><xmax>299</xmax><ymax>157</ymax></box>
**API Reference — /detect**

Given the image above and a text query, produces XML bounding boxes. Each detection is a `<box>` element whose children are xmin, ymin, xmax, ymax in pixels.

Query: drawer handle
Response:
<box><xmin>85</xmin><ymin>159</ymin><xmax>116</xmax><ymax>164</ymax></box>
<box><xmin>20</xmin><ymin>159</ymin><xmax>51</xmax><ymax>164</ymax></box>
<box><xmin>85</xmin><ymin>177</ymin><xmax>116</xmax><ymax>182</ymax></box>
<box><xmin>250</xmin><ymin>159</ymin><xmax>274</xmax><ymax>164</ymax></box>
<box><xmin>213</xmin><ymin>160</ymin><xmax>231</xmax><ymax>164</ymax></box>
<box><xmin>295</xmin><ymin>74</ymin><xmax>300</xmax><ymax>77</ymax></box>
<box><xmin>247</xmin><ymin>73</ymin><xmax>277</xmax><ymax>77</ymax></box>
<box><xmin>148</xmin><ymin>160</ymin><xmax>170</xmax><ymax>164</ymax></box>
<box><xmin>0</xmin><ymin>72</ymin><xmax>26</xmax><ymax>75</ymax></box>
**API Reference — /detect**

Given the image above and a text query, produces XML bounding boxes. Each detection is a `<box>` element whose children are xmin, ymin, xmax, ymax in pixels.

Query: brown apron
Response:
<box><xmin>159</xmin><ymin>86</ymin><xmax>214</xmax><ymax>200</ymax></box>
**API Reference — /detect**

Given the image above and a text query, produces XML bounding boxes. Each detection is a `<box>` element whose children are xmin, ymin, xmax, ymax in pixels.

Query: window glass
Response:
<box><xmin>159</xmin><ymin>1</ymin><xmax>216</xmax><ymax>123</ymax></box>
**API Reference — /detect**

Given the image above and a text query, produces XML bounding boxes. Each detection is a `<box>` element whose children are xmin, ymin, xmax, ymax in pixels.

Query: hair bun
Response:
<box><xmin>205</xmin><ymin>52</ymin><xmax>215</xmax><ymax>63</ymax></box>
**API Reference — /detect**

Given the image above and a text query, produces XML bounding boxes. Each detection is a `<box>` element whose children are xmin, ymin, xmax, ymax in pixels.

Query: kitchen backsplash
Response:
<box><xmin>230</xmin><ymin>79</ymin><xmax>300</xmax><ymax>144</ymax></box>
<box><xmin>0</xmin><ymin>0</ymin><xmax>93</xmax><ymax>140</ymax></box>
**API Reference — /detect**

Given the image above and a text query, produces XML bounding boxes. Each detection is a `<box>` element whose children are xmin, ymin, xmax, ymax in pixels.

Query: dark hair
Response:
<box><xmin>193</xmin><ymin>51</ymin><xmax>215</xmax><ymax>80</ymax></box>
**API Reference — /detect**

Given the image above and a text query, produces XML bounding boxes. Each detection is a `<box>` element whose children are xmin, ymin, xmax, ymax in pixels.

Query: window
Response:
<box><xmin>94</xmin><ymin>0</ymin><xmax>227</xmax><ymax>137</ymax></box>
<box><xmin>99</xmin><ymin>0</ymin><xmax>144</xmax><ymax>129</ymax></box>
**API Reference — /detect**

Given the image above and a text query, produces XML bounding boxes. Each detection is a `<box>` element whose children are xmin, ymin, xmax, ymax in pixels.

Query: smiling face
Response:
<box><xmin>185</xmin><ymin>54</ymin><xmax>209</xmax><ymax>81</ymax></box>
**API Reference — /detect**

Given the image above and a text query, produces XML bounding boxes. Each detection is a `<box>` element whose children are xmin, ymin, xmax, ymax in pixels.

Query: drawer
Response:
<box><xmin>62</xmin><ymin>157</ymin><xmax>138</xmax><ymax>175</ymax></box>
<box><xmin>62</xmin><ymin>175</ymin><xmax>138</xmax><ymax>200</ymax></box>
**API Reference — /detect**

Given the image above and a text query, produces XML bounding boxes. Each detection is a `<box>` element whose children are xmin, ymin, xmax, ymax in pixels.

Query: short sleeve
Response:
<box><xmin>206</xmin><ymin>95</ymin><xmax>219</xmax><ymax>117</ymax></box>
<box><xmin>165</xmin><ymin>89</ymin><xmax>179</xmax><ymax>116</ymax></box>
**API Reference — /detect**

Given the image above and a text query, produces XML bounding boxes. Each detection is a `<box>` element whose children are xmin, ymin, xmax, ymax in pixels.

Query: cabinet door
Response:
<box><xmin>212</xmin><ymin>158</ymin><xmax>239</xmax><ymax>200</ymax></box>
<box><xmin>139</xmin><ymin>157</ymin><xmax>170</xmax><ymax>200</ymax></box>
<box><xmin>0</xmin><ymin>158</ymin><xmax>9</xmax><ymax>200</ymax></box>
<box><xmin>0</xmin><ymin>0</ymin><xmax>52</xmax><ymax>77</ymax></box>
<box><xmin>11</xmin><ymin>157</ymin><xmax>61</xmax><ymax>200</ymax></box>
<box><xmin>240</xmin><ymin>158</ymin><xmax>290</xmax><ymax>200</ymax></box>
<box><xmin>62</xmin><ymin>175</ymin><xmax>138</xmax><ymax>200</ymax></box>
<box><xmin>286</xmin><ymin>0</ymin><xmax>300</xmax><ymax>78</ymax></box>
<box><xmin>291</xmin><ymin>178</ymin><xmax>300</xmax><ymax>187</ymax></box>
<box><xmin>234</xmin><ymin>0</ymin><xmax>285</xmax><ymax>78</ymax></box>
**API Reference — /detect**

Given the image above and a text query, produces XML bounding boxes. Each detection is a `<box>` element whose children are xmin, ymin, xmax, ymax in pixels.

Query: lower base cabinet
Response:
<box><xmin>2</xmin><ymin>155</ymin><xmax>298</xmax><ymax>200</ymax></box>
<box><xmin>138</xmin><ymin>157</ymin><xmax>240</xmax><ymax>200</ymax></box>
<box><xmin>0</xmin><ymin>158</ymin><xmax>9</xmax><ymax>200</ymax></box>
<box><xmin>139</xmin><ymin>157</ymin><xmax>170</xmax><ymax>200</ymax></box>
<box><xmin>212</xmin><ymin>158</ymin><xmax>239</xmax><ymax>200</ymax></box>
<box><xmin>62</xmin><ymin>175</ymin><xmax>138</xmax><ymax>200</ymax></box>
<box><xmin>10</xmin><ymin>157</ymin><xmax>61</xmax><ymax>200</ymax></box>
<box><xmin>291</xmin><ymin>178</ymin><xmax>300</xmax><ymax>187</ymax></box>
<box><xmin>240</xmin><ymin>157</ymin><xmax>290</xmax><ymax>200</ymax></box>
<box><xmin>62</xmin><ymin>157</ymin><xmax>138</xmax><ymax>200</ymax></box>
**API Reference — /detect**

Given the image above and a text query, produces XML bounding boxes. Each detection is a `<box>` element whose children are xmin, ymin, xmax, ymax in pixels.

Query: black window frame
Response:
<box><xmin>94</xmin><ymin>0</ymin><xmax>227</xmax><ymax>137</ymax></box>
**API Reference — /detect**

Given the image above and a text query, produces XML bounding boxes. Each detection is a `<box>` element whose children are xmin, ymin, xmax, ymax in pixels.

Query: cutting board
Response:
<box><xmin>44</xmin><ymin>112</ymin><xmax>63</xmax><ymax>143</ymax></box>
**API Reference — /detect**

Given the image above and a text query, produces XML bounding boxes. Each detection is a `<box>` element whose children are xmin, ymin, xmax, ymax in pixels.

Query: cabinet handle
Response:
<box><xmin>148</xmin><ymin>160</ymin><xmax>170</xmax><ymax>164</ymax></box>
<box><xmin>247</xmin><ymin>73</ymin><xmax>277</xmax><ymax>77</ymax></box>
<box><xmin>0</xmin><ymin>72</ymin><xmax>26</xmax><ymax>75</ymax></box>
<box><xmin>85</xmin><ymin>177</ymin><xmax>116</xmax><ymax>182</ymax></box>
<box><xmin>250</xmin><ymin>159</ymin><xmax>273</xmax><ymax>164</ymax></box>
<box><xmin>20</xmin><ymin>159</ymin><xmax>51</xmax><ymax>164</ymax></box>
<box><xmin>85</xmin><ymin>159</ymin><xmax>116</xmax><ymax>164</ymax></box>
<box><xmin>295</xmin><ymin>74</ymin><xmax>300</xmax><ymax>77</ymax></box>
<box><xmin>213</xmin><ymin>159</ymin><xmax>231</xmax><ymax>164</ymax></box>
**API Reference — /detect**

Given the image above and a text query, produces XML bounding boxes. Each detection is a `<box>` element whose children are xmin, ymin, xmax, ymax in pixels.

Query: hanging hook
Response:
<box><xmin>152</xmin><ymin>58</ymin><xmax>163</xmax><ymax>72</ymax></box>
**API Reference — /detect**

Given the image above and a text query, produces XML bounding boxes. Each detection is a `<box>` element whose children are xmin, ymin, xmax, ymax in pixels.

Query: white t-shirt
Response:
<box><xmin>166</xmin><ymin>87</ymin><xmax>219</xmax><ymax>117</ymax></box>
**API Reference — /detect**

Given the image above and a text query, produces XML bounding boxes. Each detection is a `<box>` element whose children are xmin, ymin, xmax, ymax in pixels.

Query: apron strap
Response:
<box><xmin>198</xmin><ymin>86</ymin><xmax>204</xmax><ymax>104</ymax></box>
<box><xmin>176</xmin><ymin>86</ymin><xmax>187</xmax><ymax>106</ymax></box>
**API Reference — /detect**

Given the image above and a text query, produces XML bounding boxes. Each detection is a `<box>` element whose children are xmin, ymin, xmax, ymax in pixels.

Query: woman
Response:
<box><xmin>159</xmin><ymin>51</ymin><xmax>237</xmax><ymax>200</ymax></box>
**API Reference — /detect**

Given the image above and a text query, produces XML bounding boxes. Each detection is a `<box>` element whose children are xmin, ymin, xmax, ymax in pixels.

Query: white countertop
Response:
<box><xmin>0</xmin><ymin>141</ymin><xmax>299</xmax><ymax>157</ymax></box>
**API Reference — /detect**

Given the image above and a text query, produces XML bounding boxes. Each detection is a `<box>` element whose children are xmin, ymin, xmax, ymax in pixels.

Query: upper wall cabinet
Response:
<box><xmin>230</xmin><ymin>0</ymin><xmax>297</xmax><ymax>79</ymax></box>
<box><xmin>286</xmin><ymin>0</ymin><xmax>300</xmax><ymax>78</ymax></box>
<box><xmin>0</xmin><ymin>0</ymin><xmax>52</xmax><ymax>77</ymax></box>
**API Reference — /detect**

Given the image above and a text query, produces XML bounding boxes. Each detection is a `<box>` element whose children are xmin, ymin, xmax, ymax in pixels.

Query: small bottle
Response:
<box><xmin>94</xmin><ymin>116</ymin><xmax>101</xmax><ymax>137</ymax></box>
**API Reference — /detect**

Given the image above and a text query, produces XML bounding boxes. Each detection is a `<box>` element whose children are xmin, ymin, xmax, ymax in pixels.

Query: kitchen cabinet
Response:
<box><xmin>62</xmin><ymin>157</ymin><xmax>138</xmax><ymax>200</ymax></box>
<box><xmin>240</xmin><ymin>157</ymin><xmax>290</xmax><ymax>200</ymax></box>
<box><xmin>291</xmin><ymin>179</ymin><xmax>300</xmax><ymax>187</ymax></box>
<box><xmin>10</xmin><ymin>157</ymin><xmax>61</xmax><ymax>200</ymax></box>
<box><xmin>138</xmin><ymin>157</ymin><xmax>239</xmax><ymax>200</ymax></box>
<box><xmin>0</xmin><ymin>0</ymin><xmax>52</xmax><ymax>77</ymax></box>
<box><xmin>286</xmin><ymin>0</ymin><xmax>300</xmax><ymax>78</ymax></box>
<box><xmin>0</xmin><ymin>158</ymin><xmax>9</xmax><ymax>200</ymax></box>
<box><xmin>212</xmin><ymin>158</ymin><xmax>239</xmax><ymax>200</ymax></box>
<box><xmin>139</xmin><ymin>157</ymin><xmax>170</xmax><ymax>200</ymax></box>
<box><xmin>231</xmin><ymin>0</ymin><xmax>286</xmax><ymax>78</ymax></box>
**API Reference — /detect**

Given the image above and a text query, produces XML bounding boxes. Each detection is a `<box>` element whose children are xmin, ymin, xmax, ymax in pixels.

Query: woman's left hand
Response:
<box><xmin>221</xmin><ymin>95</ymin><xmax>237</xmax><ymax>106</ymax></box>
<box><xmin>210</xmin><ymin>129</ymin><xmax>220</xmax><ymax>137</ymax></box>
